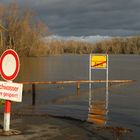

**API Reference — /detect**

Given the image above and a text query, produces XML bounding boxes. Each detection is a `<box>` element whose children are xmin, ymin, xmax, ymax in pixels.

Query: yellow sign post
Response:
<box><xmin>91</xmin><ymin>55</ymin><xmax>107</xmax><ymax>69</ymax></box>
<box><xmin>89</xmin><ymin>54</ymin><xmax>109</xmax><ymax>113</ymax></box>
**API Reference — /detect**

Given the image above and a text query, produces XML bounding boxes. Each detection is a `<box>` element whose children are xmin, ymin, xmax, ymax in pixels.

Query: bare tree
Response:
<box><xmin>0</xmin><ymin>2</ymin><xmax>49</xmax><ymax>56</ymax></box>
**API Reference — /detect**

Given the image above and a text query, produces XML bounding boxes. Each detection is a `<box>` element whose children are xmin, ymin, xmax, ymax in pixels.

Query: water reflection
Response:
<box><xmin>87</xmin><ymin>80</ymin><xmax>109</xmax><ymax>126</ymax></box>
<box><xmin>87</xmin><ymin>100</ymin><xmax>108</xmax><ymax>126</ymax></box>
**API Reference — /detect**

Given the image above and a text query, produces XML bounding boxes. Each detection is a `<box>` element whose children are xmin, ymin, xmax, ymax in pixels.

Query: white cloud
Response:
<box><xmin>43</xmin><ymin>35</ymin><xmax>111</xmax><ymax>43</ymax></box>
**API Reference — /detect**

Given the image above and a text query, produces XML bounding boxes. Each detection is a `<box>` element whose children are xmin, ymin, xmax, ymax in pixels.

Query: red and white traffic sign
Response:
<box><xmin>0</xmin><ymin>49</ymin><xmax>20</xmax><ymax>81</ymax></box>
<box><xmin>0</xmin><ymin>49</ymin><xmax>22</xmax><ymax>132</ymax></box>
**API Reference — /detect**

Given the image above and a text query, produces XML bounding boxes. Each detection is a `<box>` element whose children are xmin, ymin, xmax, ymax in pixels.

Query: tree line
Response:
<box><xmin>41</xmin><ymin>36</ymin><xmax>140</xmax><ymax>56</ymax></box>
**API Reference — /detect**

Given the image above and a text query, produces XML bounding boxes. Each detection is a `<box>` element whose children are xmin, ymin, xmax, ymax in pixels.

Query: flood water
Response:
<box><xmin>13</xmin><ymin>54</ymin><xmax>140</xmax><ymax>139</ymax></box>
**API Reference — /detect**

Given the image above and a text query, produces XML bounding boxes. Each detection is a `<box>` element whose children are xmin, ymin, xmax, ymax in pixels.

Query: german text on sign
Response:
<box><xmin>0</xmin><ymin>81</ymin><xmax>23</xmax><ymax>102</ymax></box>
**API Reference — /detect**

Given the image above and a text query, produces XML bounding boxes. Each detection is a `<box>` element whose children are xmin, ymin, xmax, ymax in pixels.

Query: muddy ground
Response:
<box><xmin>0</xmin><ymin>113</ymin><xmax>133</xmax><ymax>140</ymax></box>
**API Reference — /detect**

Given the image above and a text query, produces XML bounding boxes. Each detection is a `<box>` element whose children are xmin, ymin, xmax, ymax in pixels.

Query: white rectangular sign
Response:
<box><xmin>0</xmin><ymin>81</ymin><xmax>23</xmax><ymax>102</ymax></box>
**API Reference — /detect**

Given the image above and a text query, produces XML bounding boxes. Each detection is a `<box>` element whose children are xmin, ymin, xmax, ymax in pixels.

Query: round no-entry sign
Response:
<box><xmin>0</xmin><ymin>49</ymin><xmax>20</xmax><ymax>81</ymax></box>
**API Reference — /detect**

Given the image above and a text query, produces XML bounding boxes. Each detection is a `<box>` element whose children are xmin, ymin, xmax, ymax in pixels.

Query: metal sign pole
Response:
<box><xmin>4</xmin><ymin>100</ymin><xmax>11</xmax><ymax>131</ymax></box>
<box><xmin>89</xmin><ymin>54</ymin><xmax>92</xmax><ymax>106</ymax></box>
<box><xmin>89</xmin><ymin>54</ymin><xmax>92</xmax><ymax>89</ymax></box>
<box><xmin>3</xmin><ymin>80</ymin><xmax>12</xmax><ymax>132</ymax></box>
<box><xmin>106</xmin><ymin>55</ymin><xmax>109</xmax><ymax>110</ymax></box>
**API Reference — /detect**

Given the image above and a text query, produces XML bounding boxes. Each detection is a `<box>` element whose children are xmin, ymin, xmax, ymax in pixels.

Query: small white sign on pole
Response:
<box><xmin>0</xmin><ymin>81</ymin><xmax>23</xmax><ymax>102</ymax></box>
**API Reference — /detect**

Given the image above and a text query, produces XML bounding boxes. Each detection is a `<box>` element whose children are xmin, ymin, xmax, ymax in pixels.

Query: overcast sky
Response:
<box><xmin>1</xmin><ymin>0</ymin><xmax>140</xmax><ymax>36</ymax></box>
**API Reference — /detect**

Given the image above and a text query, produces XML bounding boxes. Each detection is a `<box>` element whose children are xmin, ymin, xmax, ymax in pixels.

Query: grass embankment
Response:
<box><xmin>0</xmin><ymin>2</ymin><xmax>140</xmax><ymax>56</ymax></box>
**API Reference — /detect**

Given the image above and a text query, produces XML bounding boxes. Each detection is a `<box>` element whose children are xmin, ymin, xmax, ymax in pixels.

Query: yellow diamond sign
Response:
<box><xmin>91</xmin><ymin>55</ymin><xmax>107</xmax><ymax>69</ymax></box>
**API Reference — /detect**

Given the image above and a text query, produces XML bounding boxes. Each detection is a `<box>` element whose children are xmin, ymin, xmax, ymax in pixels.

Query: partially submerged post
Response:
<box><xmin>32</xmin><ymin>84</ymin><xmax>36</xmax><ymax>106</ymax></box>
<box><xmin>76</xmin><ymin>82</ymin><xmax>80</xmax><ymax>96</ymax></box>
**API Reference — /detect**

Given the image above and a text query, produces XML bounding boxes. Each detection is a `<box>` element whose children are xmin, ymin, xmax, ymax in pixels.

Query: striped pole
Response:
<box><xmin>3</xmin><ymin>100</ymin><xmax>11</xmax><ymax>131</ymax></box>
